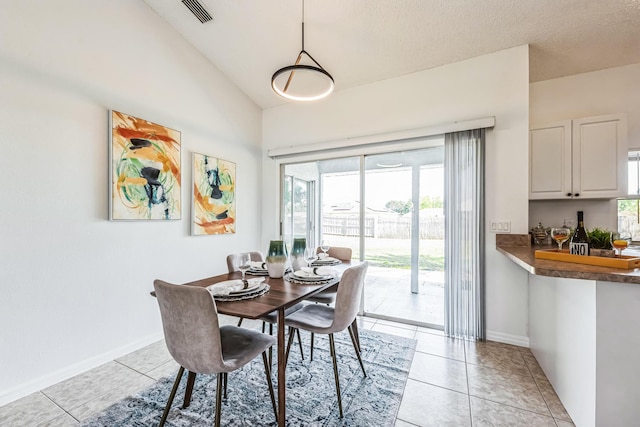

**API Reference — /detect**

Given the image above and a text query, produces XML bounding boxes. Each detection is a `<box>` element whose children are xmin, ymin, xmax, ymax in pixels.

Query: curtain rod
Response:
<box><xmin>267</xmin><ymin>116</ymin><xmax>495</xmax><ymax>158</ymax></box>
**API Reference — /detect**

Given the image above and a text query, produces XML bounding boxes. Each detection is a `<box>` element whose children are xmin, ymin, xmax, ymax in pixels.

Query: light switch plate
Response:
<box><xmin>490</xmin><ymin>220</ymin><xmax>511</xmax><ymax>233</ymax></box>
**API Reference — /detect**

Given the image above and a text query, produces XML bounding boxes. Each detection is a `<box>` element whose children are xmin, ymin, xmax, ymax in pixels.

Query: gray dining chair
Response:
<box><xmin>284</xmin><ymin>262</ymin><xmax>368</xmax><ymax>418</ymax></box>
<box><xmin>227</xmin><ymin>252</ymin><xmax>305</xmax><ymax>364</ymax></box>
<box><xmin>305</xmin><ymin>246</ymin><xmax>361</xmax><ymax>360</ymax></box>
<box><xmin>153</xmin><ymin>280</ymin><xmax>277</xmax><ymax>427</ymax></box>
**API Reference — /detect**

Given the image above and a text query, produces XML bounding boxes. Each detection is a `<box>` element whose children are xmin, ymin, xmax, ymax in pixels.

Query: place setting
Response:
<box><xmin>286</xmin><ymin>266</ymin><xmax>338</xmax><ymax>285</ymax></box>
<box><xmin>311</xmin><ymin>241</ymin><xmax>342</xmax><ymax>266</ymax></box>
<box><xmin>245</xmin><ymin>260</ymin><xmax>270</xmax><ymax>276</ymax></box>
<box><xmin>206</xmin><ymin>277</ymin><xmax>269</xmax><ymax>301</ymax></box>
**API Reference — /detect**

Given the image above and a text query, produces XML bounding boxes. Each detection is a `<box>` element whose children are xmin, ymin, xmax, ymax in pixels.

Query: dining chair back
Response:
<box><xmin>331</xmin><ymin>261</ymin><xmax>368</xmax><ymax>332</ymax></box>
<box><xmin>316</xmin><ymin>246</ymin><xmax>352</xmax><ymax>261</ymax></box>
<box><xmin>154</xmin><ymin>280</ymin><xmax>277</xmax><ymax>427</ymax></box>
<box><xmin>226</xmin><ymin>251</ymin><xmax>264</xmax><ymax>273</ymax></box>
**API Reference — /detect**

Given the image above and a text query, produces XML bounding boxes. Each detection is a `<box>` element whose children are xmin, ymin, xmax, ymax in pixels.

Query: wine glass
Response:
<box><xmin>550</xmin><ymin>227</ymin><xmax>571</xmax><ymax>252</ymax></box>
<box><xmin>320</xmin><ymin>240</ymin><xmax>330</xmax><ymax>257</ymax></box>
<box><xmin>612</xmin><ymin>232</ymin><xmax>631</xmax><ymax>257</ymax></box>
<box><xmin>304</xmin><ymin>247</ymin><xmax>318</xmax><ymax>268</ymax></box>
<box><xmin>238</xmin><ymin>253</ymin><xmax>251</xmax><ymax>285</ymax></box>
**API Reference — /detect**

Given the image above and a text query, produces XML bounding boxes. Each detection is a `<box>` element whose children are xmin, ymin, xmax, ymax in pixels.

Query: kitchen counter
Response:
<box><xmin>496</xmin><ymin>236</ymin><xmax>640</xmax><ymax>284</ymax></box>
<box><xmin>497</xmin><ymin>234</ymin><xmax>640</xmax><ymax>426</ymax></box>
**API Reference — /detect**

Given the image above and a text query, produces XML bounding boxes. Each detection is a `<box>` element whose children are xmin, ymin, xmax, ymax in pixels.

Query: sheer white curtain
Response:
<box><xmin>444</xmin><ymin>129</ymin><xmax>485</xmax><ymax>340</ymax></box>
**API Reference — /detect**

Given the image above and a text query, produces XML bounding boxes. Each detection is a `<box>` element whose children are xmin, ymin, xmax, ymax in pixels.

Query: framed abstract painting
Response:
<box><xmin>109</xmin><ymin>110</ymin><xmax>181</xmax><ymax>220</ymax></box>
<box><xmin>192</xmin><ymin>152</ymin><xmax>236</xmax><ymax>235</ymax></box>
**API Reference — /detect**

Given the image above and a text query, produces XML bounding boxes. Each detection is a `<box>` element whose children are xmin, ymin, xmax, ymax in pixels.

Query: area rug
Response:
<box><xmin>81</xmin><ymin>329</ymin><xmax>416</xmax><ymax>427</ymax></box>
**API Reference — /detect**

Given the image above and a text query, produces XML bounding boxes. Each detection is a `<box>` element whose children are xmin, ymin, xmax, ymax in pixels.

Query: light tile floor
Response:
<box><xmin>0</xmin><ymin>316</ymin><xmax>574</xmax><ymax>427</ymax></box>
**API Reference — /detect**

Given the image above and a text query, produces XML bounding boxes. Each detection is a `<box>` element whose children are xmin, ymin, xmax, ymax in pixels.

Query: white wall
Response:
<box><xmin>529</xmin><ymin>63</ymin><xmax>640</xmax><ymax>231</ymax></box>
<box><xmin>0</xmin><ymin>0</ymin><xmax>262</xmax><ymax>405</ymax></box>
<box><xmin>262</xmin><ymin>45</ymin><xmax>531</xmax><ymax>345</ymax></box>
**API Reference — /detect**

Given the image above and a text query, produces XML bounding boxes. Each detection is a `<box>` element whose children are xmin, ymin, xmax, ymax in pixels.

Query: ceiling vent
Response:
<box><xmin>181</xmin><ymin>0</ymin><xmax>213</xmax><ymax>23</ymax></box>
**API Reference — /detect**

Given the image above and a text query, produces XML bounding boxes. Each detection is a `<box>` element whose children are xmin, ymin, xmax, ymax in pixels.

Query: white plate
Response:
<box><xmin>292</xmin><ymin>271</ymin><xmax>331</xmax><ymax>281</ymax></box>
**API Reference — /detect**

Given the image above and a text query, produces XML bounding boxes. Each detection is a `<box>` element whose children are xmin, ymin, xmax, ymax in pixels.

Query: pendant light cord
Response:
<box><xmin>301</xmin><ymin>0</ymin><xmax>305</xmax><ymax>51</ymax></box>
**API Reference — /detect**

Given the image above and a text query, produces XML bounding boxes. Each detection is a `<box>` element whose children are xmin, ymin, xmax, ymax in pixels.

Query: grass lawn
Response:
<box><xmin>322</xmin><ymin>235</ymin><xmax>445</xmax><ymax>271</ymax></box>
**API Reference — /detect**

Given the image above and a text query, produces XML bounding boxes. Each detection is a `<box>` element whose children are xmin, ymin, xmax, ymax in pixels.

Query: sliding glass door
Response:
<box><xmin>279</xmin><ymin>141</ymin><xmax>445</xmax><ymax>328</ymax></box>
<box><xmin>362</xmin><ymin>148</ymin><xmax>444</xmax><ymax>326</ymax></box>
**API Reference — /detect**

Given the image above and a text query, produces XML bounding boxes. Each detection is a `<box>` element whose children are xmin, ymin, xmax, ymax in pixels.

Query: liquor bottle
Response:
<box><xmin>569</xmin><ymin>211</ymin><xmax>590</xmax><ymax>256</ymax></box>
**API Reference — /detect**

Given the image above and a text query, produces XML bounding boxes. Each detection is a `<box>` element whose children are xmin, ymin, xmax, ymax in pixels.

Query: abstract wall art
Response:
<box><xmin>110</xmin><ymin>110</ymin><xmax>181</xmax><ymax>220</ymax></box>
<box><xmin>192</xmin><ymin>153</ymin><xmax>236</xmax><ymax>235</ymax></box>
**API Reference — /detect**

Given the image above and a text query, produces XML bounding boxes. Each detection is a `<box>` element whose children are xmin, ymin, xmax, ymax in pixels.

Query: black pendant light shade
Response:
<box><xmin>271</xmin><ymin>2</ymin><xmax>334</xmax><ymax>101</ymax></box>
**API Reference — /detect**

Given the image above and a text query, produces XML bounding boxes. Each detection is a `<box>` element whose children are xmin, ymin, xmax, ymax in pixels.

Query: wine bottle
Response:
<box><xmin>569</xmin><ymin>211</ymin><xmax>590</xmax><ymax>256</ymax></box>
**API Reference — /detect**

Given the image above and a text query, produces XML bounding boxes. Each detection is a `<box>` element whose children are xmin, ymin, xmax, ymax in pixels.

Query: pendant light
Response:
<box><xmin>271</xmin><ymin>0</ymin><xmax>334</xmax><ymax>102</ymax></box>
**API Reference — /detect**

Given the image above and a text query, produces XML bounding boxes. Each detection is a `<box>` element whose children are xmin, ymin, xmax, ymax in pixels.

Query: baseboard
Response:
<box><xmin>0</xmin><ymin>332</ymin><xmax>165</xmax><ymax>407</ymax></box>
<box><xmin>486</xmin><ymin>329</ymin><xmax>530</xmax><ymax>348</ymax></box>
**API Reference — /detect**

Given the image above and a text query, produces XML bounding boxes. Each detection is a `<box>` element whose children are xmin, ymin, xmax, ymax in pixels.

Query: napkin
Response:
<box><xmin>249</xmin><ymin>261</ymin><xmax>268</xmax><ymax>270</ymax></box>
<box><xmin>207</xmin><ymin>280</ymin><xmax>244</xmax><ymax>296</ymax></box>
<box><xmin>297</xmin><ymin>266</ymin><xmax>336</xmax><ymax>277</ymax></box>
<box><xmin>207</xmin><ymin>278</ymin><xmax>263</xmax><ymax>296</ymax></box>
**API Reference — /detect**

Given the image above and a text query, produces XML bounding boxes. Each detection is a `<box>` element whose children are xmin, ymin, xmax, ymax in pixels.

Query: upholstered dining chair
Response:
<box><xmin>153</xmin><ymin>280</ymin><xmax>277</xmax><ymax>427</ymax></box>
<box><xmin>284</xmin><ymin>262</ymin><xmax>368</xmax><ymax>418</ymax></box>
<box><xmin>305</xmin><ymin>246</ymin><xmax>361</xmax><ymax>360</ymax></box>
<box><xmin>227</xmin><ymin>252</ymin><xmax>305</xmax><ymax>365</ymax></box>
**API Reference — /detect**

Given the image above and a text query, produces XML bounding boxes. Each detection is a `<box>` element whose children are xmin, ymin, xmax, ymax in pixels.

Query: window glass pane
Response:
<box><xmin>628</xmin><ymin>151</ymin><xmax>640</xmax><ymax>196</ymax></box>
<box><xmin>619</xmin><ymin>151</ymin><xmax>640</xmax><ymax>242</ymax></box>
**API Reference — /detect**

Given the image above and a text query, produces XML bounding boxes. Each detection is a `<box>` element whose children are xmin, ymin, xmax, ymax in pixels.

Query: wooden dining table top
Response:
<box><xmin>167</xmin><ymin>261</ymin><xmax>352</xmax><ymax>319</ymax></box>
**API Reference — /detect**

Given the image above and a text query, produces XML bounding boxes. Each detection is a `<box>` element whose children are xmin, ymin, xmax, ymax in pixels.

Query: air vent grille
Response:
<box><xmin>181</xmin><ymin>0</ymin><xmax>213</xmax><ymax>23</ymax></box>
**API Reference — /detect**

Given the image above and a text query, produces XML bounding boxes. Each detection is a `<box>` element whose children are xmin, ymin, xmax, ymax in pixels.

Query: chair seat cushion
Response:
<box><xmin>219</xmin><ymin>325</ymin><xmax>276</xmax><ymax>371</ymax></box>
<box><xmin>259</xmin><ymin>302</ymin><xmax>306</xmax><ymax>324</ymax></box>
<box><xmin>284</xmin><ymin>304</ymin><xmax>335</xmax><ymax>334</ymax></box>
<box><xmin>306</xmin><ymin>290</ymin><xmax>336</xmax><ymax>304</ymax></box>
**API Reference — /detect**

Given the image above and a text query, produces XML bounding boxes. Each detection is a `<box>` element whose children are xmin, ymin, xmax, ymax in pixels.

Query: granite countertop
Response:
<box><xmin>496</xmin><ymin>234</ymin><xmax>640</xmax><ymax>284</ymax></box>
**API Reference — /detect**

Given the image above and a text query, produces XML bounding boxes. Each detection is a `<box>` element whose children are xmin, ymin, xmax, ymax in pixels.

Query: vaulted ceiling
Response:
<box><xmin>144</xmin><ymin>0</ymin><xmax>640</xmax><ymax>109</ymax></box>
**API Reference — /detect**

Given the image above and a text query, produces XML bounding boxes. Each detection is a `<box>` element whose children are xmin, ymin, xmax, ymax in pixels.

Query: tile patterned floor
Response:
<box><xmin>0</xmin><ymin>317</ymin><xmax>574</xmax><ymax>426</ymax></box>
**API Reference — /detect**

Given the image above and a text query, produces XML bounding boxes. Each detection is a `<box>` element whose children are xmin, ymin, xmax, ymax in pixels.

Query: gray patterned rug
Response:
<box><xmin>81</xmin><ymin>329</ymin><xmax>416</xmax><ymax>426</ymax></box>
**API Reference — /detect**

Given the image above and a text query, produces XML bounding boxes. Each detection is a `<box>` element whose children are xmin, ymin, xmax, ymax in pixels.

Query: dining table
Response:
<box><xmin>154</xmin><ymin>261</ymin><xmax>351</xmax><ymax>427</ymax></box>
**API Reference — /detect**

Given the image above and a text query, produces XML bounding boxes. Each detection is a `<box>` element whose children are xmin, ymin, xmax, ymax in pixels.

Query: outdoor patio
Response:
<box><xmin>363</xmin><ymin>266</ymin><xmax>444</xmax><ymax>327</ymax></box>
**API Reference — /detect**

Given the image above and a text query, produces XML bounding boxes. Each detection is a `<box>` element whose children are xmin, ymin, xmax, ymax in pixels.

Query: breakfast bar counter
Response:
<box><xmin>496</xmin><ymin>242</ymin><xmax>640</xmax><ymax>285</ymax></box>
<box><xmin>497</xmin><ymin>234</ymin><xmax>640</xmax><ymax>427</ymax></box>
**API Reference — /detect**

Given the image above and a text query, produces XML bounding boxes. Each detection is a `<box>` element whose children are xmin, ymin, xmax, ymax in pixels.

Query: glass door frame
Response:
<box><xmin>281</xmin><ymin>171</ymin><xmax>317</xmax><ymax>250</ymax></box>
<box><xmin>274</xmin><ymin>136</ymin><xmax>445</xmax><ymax>329</ymax></box>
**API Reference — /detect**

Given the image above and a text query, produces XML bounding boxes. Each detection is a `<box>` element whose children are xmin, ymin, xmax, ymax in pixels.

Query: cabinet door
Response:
<box><xmin>529</xmin><ymin>121</ymin><xmax>572</xmax><ymax>199</ymax></box>
<box><xmin>572</xmin><ymin>114</ymin><xmax>628</xmax><ymax>199</ymax></box>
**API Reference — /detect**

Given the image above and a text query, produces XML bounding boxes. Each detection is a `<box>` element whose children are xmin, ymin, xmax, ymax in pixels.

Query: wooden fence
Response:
<box><xmin>323</xmin><ymin>214</ymin><xmax>444</xmax><ymax>239</ymax></box>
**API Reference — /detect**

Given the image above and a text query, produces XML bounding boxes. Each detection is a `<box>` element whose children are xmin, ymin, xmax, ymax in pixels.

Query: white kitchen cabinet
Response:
<box><xmin>529</xmin><ymin>114</ymin><xmax>627</xmax><ymax>200</ymax></box>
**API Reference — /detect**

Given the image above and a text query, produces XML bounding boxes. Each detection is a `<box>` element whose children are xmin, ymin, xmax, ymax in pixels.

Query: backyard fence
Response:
<box><xmin>322</xmin><ymin>214</ymin><xmax>444</xmax><ymax>239</ymax></box>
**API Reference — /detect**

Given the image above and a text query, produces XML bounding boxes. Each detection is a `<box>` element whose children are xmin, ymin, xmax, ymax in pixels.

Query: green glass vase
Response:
<box><xmin>266</xmin><ymin>240</ymin><xmax>289</xmax><ymax>278</ymax></box>
<box><xmin>290</xmin><ymin>238</ymin><xmax>306</xmax><ymax>271</ymax></box>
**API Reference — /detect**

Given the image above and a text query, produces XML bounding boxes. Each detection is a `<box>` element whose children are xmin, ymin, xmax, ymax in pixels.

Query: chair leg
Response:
<box><xmin>285</xmin><ymin>326</ymin><xmax>296</xmax><ymax>366</ymax></box>
<box><xmin>310</xmin><ymin>332</ymin><xmax>315</xmax><ymax>361</ymax></box>
<box><xmin>223</xmin><ymin>372</ymin><xmax>228</xmax><ymax>399</ymax></box>
<box><xmin>350</xmin><ymin>318</ymin><xmax>361</xmax><ymax>352</ymax></box>
<box><xmin>348</xmin><ymin>325</ymin><xmax>367</xmax><ymax>377</ymax></box>
<box><xmin>237</xmin><ymin>317</ymin><xmax>244</xmax><ymax>327</ymax></box>
<box><xmin>296</xmin><ymin>328</ymin><xmax>304</xmax><ymax>360</ymax></box>
<box><xmin>215</xmin><ymin>373</ymin><xmax>223</xmax><ymax>427</ymax></box>
<box><xmin>182</xmin><ymin>371</ymin><xmax>197</xmax><ymax>408</ymax></box>
<box><xmin>159</xmin><ymin>366</ymin><xmax>184</xmax><ymax>427</ymax></box>
<box><xmin>262</xmin><ymin>351</ymin><xmax>278</xmax><ymax>423</ymax></box>
<box><xmin>328</xmin><ymin>333</ymin><xmax>344</xmax><ymax>418</ymax></box>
